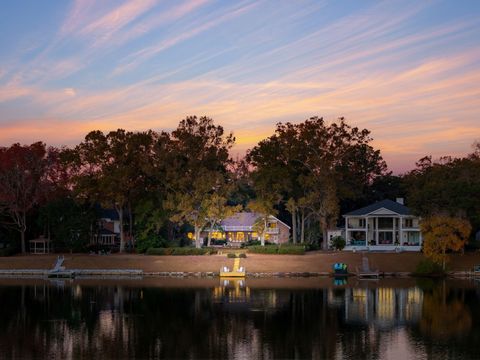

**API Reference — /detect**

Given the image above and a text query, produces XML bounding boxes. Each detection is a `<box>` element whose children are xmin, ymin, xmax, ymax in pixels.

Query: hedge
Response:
<box><xmin>247</xmin><ymin>244</ymin><xmax>305</xmax><ymax>255</ymax></box>
<box><xmin>146</xmin><ymin>247</ymin><xmax>218</xmax><ymax>256</ymax></box>
<box><xmin>0</xmin><ymin>247</ymin><xmax>17</xmax><ymax>257</ymax></box>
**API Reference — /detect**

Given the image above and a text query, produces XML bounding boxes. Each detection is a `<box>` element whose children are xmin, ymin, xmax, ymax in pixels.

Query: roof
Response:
<box><xmin>344</xmin><ymin>199</ymin><xmax>411</xmax><ymax>216</ymax></box>
<box><xmin>221</xmin><ymin>212</ymin><xmax>260</xmax><ymax>227</ymax></box>
<box><xmin>221</xmin><ymin>212</ymin><xmax>290</xmax><ymax>229</ymax></box>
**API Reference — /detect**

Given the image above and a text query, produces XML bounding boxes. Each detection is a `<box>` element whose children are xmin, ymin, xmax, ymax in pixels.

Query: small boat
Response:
<box><xmin>220</xmin><ymin>257</ymin><xmax>245</xmax><ymax>278</ymax></box>
<box><xmin>332</xmin><ymin>263</ymin><xmax>349</xmax><ymax>277</ymax></box>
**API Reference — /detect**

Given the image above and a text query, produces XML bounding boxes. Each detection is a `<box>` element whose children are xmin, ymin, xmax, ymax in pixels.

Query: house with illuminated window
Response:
<box><xmin>91</xmin><ymin>209</ymin><xmax>120</xmax><ymax>246</ymax></box>
<box><xmin>343</xmin><ymin>198</ymin><xmax>422</xmax><ymax>251</ymax></box>
<box><xmin>205</xmin><ymin>212</ymin><xmax>290</xmax><ymax>246</ymax></box>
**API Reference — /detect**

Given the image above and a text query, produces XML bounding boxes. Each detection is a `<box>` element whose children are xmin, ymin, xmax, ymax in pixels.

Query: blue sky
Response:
<box><xmin>0</xmin><ymin>0</ymin><xmax>479</xmax><ymax>172</ymax></box>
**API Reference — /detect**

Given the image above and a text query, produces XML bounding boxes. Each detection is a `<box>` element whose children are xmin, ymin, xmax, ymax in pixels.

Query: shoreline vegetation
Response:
<box><xmin>1</xmin><ymin>252</ymin><xmax>479</xmax><ymax>278</ymax></box>
<box><xmin>0</xmin><ymin>116</ymin><xmax>478</xmax><ymax>276</ymax></box>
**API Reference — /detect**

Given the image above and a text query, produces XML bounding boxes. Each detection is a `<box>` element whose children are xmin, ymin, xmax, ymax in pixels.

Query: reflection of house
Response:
<box><xmin>343</xmin><ymin>198</ymin><xmax>422</xmax><ymax>251</ymax></box>
<box><xmin>205</xmin><ymin>212</ymin><xmax>290</xmax><ymax>245</ymax></box>
<box><xmin>338</xmin><ymin>287</ymin><xmax>423</xmax><ymax>327</ymax></box>
<box><xmin>212</xmin><ymin>280</ymin><xmax>289</xmax><ymax>311</ymax></box>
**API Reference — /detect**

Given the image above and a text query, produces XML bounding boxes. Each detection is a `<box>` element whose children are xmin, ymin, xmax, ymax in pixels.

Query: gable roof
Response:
<box><xmin>344</xmin><ymin>199</ymin><xmax>411</xmax><ymax>216</ymax></box>
<box><xmin>221</xmin><ymin>212</ymin><xmax>259</xmax><ymax>227</ymax></box>
<box><xmin>221</xmin><ymin>212</ymin><xmax>291</xmax><ymax>229</ymax></box>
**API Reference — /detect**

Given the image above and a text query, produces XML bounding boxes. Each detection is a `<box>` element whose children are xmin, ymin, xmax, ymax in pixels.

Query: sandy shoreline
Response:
<box><xmin>0</xmin><ymin>251</ymin><xmax>479</xmax><ymax>274</ymax></box>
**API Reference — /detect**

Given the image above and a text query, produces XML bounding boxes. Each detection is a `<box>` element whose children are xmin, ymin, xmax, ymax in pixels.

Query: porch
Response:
<box><xmin>344</xmin><ymin>215</ymin><xmax>422</xmax><ymax>251</ymax></box>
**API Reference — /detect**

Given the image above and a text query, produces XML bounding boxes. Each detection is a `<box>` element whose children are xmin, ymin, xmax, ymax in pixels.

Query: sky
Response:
<box><xmin>0</xmin><ymin>0</ymin><xmax>479</xmax><ymax>173</ymax></box>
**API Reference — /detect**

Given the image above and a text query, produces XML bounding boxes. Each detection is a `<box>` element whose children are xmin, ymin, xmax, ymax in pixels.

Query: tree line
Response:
<box><xmin>0</xmin><ymin>116</ymin><xmax>478</xmax><ymax>254</ymax></box>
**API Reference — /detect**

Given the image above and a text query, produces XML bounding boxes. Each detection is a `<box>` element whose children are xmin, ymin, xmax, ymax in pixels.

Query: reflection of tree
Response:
<box><xmin>257</xmin><ymin>290</ymin><xmax>339</xmax><ymax>359</ymax></box>
<box><xmin>420</xmin><ymin>282</ymin><xmax>472</xmax><ymax>339</ymax></box>
<box><xmin>2</xmin><ymin>281</ymin><xmax>480</xmax><ymax>358</ymax></box>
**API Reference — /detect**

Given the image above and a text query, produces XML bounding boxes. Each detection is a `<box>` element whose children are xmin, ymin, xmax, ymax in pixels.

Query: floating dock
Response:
<box><xmin>220</xmin><ymin>257</ymin><xmax>246</xmax><ymax>278</ymax></box>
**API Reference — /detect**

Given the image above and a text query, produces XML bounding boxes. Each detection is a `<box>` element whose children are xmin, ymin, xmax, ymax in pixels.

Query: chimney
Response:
<box><xmin>396</xmin><ymin>198</ymin><xmax>404</xmax><ymax>205</ymax></box>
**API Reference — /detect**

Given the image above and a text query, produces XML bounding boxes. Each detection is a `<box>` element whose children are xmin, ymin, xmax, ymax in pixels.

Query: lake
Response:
<box><xmin>0</xmin><ymin>277</ymin><xmax>478</xmax><ymax>359</ymax></box>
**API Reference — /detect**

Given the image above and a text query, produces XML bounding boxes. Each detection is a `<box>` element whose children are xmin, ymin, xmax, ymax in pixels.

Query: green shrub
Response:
<box><xmin>0</xmin><ymin>247</ymin><xmax>16</xmax><ymax>257</ymax></box>
<box><xmin>136</xmin><ymin>233</ymin><xmax>166</xmax><ymax>253</ymax></box>
<box><xmin>247</xmin><ymin>244</ymin><xmax>305</xmax><ymax>255</ymax></box>
<box><xmin>413</xmin><ymin>259</ymin><xmax>446</xmax><ymax>276</ymax></box>
<box><xmin>331</xmin><ymin>236</ymin><xmax>346</xmax><ymax>251</ymax></box>
<box><xmin>239</xmin><ymin>253</ymin><xmax>247</xmax><ymax>258</ymax></box>
<box><xmin>247</xmin><ymin>245</ymin><xmax>279</xmax><ymax>254</ymax></box>
<box><xmin>146</xmin><ymin>248</ymin><xmax>173</xmax><ymax>255</ymax></box>
<box><xmin>227</xmin><ymin>253</ymin><xmax>237</xmax><ymax>258</ymax></box>
<box><xmin>146</xmin><ymin>247</ymin><xmax>217</xmax><ymax>256</ymax></box>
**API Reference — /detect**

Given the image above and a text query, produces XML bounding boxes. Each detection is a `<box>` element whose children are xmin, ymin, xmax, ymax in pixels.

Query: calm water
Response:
<box><xmin>0</xmin><ymin>277</ymin><xmax>479</xmax><ymax>359</ymax></box>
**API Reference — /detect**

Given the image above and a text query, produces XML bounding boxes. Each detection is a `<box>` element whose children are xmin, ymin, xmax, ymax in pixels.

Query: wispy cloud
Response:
<box><xmin>79</xmin><ymin>0</ymin><xmax>158</xmax><ymax>46</ymax></box>
<box><xmin>1</xmin><ymin>0</ymin><xmax>479</xmax><ymax>172</ymax></box>
<box><xmin>112</xmin><ymin>1</ymin><xmax>259</xmax><ymax>76</ymax></box>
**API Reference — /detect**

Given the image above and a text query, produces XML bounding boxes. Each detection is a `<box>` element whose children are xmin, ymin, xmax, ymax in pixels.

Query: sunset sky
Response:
<box><xmin>0</xmin><ymin>0</ymin><xmax>479</xmax><ymax>173</ymax></box>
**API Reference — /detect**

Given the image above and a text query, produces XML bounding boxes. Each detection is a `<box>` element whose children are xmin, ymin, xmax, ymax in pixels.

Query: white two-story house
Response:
<box><xmin>343</xmin><ymin>198</ymin><xmax>422</xmax><ymax>252</ymax></box>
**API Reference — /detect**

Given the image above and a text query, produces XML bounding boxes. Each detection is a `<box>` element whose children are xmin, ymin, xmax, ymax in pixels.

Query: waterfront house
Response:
<box><xmin>343</xmin><ymin>198</ymin><xmax>422</xmax><ymax>251</ymax></box>
<box><xmin>204</xmin><ymin>212</ymin><xmax>290</xmax><ymax>246</ymax></box>
<box><xmin>91</xmin><ymin>208</ymin><xmax>121</xmax><ymax>246</ymax></box>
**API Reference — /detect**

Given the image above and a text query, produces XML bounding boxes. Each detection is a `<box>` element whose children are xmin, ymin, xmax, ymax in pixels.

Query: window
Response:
<box><xmin>404</xmin><ymin>219</ymin><xmax>413</xmax><ymax>228</ymax></box>
<box><xmin>406</xmin><ymin>232</ymin><xmax>420</xmax><ymax>245</ymax></box>
<box><xmin>378</xmin><ymin>218</ymin><xmax>393</xmax><ymax>229</ymax></box>
<box><xmin>378</xmin><ymin>232</ymin><xmax>393</xmax><ymax>244</ymax></box>
<box><xmin>348</xmin><ymin>218</ymin><xmax>365</xmax><ymax>228</ymax></box>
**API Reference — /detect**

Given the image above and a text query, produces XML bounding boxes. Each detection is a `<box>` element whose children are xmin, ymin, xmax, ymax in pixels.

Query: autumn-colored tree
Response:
<box><xmin>421</xmin><ymin>215</ymin><xmax>472</xmax><ymax>270</ymax></box>
<box><xmin>0</xmin><ymin>142</ymin><xmax>49</xmax><ymax>253</ymax></box>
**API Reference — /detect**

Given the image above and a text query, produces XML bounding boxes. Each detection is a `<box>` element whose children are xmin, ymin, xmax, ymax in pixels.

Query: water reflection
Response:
<box><xmin>0</xmin><ymin>279</ymin><xmax>479</xmax><ymax>359</ymax></box>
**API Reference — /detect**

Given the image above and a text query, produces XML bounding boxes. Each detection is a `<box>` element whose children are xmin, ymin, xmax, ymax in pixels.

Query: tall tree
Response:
<box><xmin>204</xmin><ymin>193</ymin><xmax>241</xmax><ymax>246</ymax></box>
<box><xmin>249</xmin><ymin>194</ymin><xmax>278</xmax><ymax>246</ymax></box>
<box><xmin>405</xmin><ymin>146</ymin><xmax>480</xmax><ymax>230</ymax></box>
<box><xmin>67</xmin><ymin>129</ymin><xmax>155</xmax><ymax>252</ymax></box>
<box><xmin>165</xmin><ymin>116</ymin><xmax>235</xmax><ymax>248</ymax></box>
<box><xmin>247</xmin><ymin>117</ymin><xmax>387</xmax><ymax>249</ymax></box>
<box><xmin>0</xmin><ymin>142</ymin><xmax>49</xmax><ymax>253</ymax></box>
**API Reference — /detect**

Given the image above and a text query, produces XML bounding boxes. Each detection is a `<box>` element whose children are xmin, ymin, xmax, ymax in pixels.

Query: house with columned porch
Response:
<box><xmin>343</xmin><ymin>198</ymin><xmax>422</xmax><ymax>252</ymax></box>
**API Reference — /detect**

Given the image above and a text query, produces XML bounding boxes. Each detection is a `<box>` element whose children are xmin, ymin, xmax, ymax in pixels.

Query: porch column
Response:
<box><xmin>364</xmin><ymin>216</ymin><xmax>368</xmax><ymax>246</ymax></box>
<box><xmin>345</xmin><ymin>217</ymin><xmax>349</xmax><ymax>245</ymax></box>
<box><xmin>375</xmin><ymin>217</ymin><xmax>379</xmax><ymax>245</ymax></box>
<box><xmin>393</xmin><ymin>216</ymin><xmax>396</xmax><ymax>245</ymax></box>
<box><xmin>399</xmin><ymin>216</ymin><xmax>403</xmax><ymax>246</ymax></box>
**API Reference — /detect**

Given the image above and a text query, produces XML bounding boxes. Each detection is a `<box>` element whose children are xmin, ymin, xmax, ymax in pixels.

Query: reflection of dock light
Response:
<box><xmin>214</xmin><ymin>278</ymin><xmax>250</xmax><ymax>302</ymax></box>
